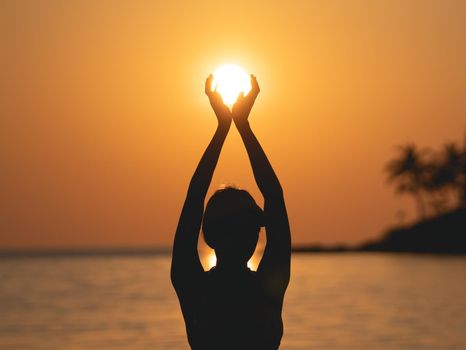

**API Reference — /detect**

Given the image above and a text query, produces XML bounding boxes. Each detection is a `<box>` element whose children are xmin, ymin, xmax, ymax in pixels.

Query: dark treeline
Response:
<box><xmin>386</xmin><ymin>132</ymin><xmax>466</xmax><ymax>219</ymax></box>
<box><xmin>357</xmin><ymin>132</ymin><xmax>466</xmax><ymax>254</ymax></box>
<box><xmin>294</xmin><ymin>131</ymin><xmax>466</xmax><ymax>254</ymax></box>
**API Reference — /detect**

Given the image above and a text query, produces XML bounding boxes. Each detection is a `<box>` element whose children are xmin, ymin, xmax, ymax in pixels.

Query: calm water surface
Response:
<box><xmin>0</xmin><ymin>254</ymin><xmax>465</xmax><ymax>350</ymax></box>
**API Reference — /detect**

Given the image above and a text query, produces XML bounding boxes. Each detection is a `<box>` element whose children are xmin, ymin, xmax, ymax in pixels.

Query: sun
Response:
<box><xmin>211</xmin><ymin>64</ymin><xmax>252</xmax><ymax>106</ymax></box>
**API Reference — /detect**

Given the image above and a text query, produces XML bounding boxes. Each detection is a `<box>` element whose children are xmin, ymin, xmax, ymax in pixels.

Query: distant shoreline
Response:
<box><xmin>0</xmin><ymin>247</ymin><xmax>171</xmax><ymax>259</ymax></box>
<box><xmin>1</xmin><ymin>208</ymin><xmax>464</xmax><ymax>258</ymax></box>
<box><xmin>291</xmin><ymin>246</ymin><xmax>466</xmax><ymax>255</ymax></box>
<box><xmin>1</xmin><ymin>247</ymin><xmax>464</xmax><ymax>259</ymax></box>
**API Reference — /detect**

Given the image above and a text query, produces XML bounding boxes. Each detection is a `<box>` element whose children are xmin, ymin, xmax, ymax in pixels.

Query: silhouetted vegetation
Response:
<box><xmin>386</xmin><ymin>133</ymin><xmax>466</xmax><ymax>219</ymax></box>
<box><xmin>357</xmin><ymin>134</ymin><xmax>466</xmax><ymax>254</ymax></box>
<box><xmin>359</xmin><ymin>207</ymin><xmax>466</xmax><ymax>254</ymax></box>
<box><xmin>294</xmin><ymin>133</ymin><xmax>466</xmax><ymax>255</ymax></box>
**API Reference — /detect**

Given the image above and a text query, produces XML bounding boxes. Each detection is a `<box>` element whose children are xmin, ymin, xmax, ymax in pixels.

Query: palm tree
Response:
<box><xmin>443</xmin><ymin>143</ymin><xmax>464</xmax><ymax>203</ymax></box>
<box><xmin>431</xmin><ymin>141</ymin><xmax>466</xmax><ymax>208</ymax></box>
<box><xmin>386</xmin><ymin>144</ymin><xmax>428</xmax><ymax>219</ymax></box>
<box><xmin>423</xmin><ymin>144</ymin><xmax>460</xmax><ymax>213</ymax></box>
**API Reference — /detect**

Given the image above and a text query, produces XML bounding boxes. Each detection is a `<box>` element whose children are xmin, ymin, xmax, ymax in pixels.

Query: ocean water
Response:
<box><xmin>0</xmin><ymin>253</ymin><xmax>465</xmax><ymax>350</ymax></box>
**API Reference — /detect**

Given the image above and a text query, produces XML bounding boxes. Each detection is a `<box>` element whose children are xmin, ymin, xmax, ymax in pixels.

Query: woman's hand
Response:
<box><xmin>205</xmin><ymin>75</ymin><xmax>232</xmax><ymax>128</ymax></box>
<box><xmin>232</xmin><ymin>74</ymin><xmax>260</xmax><ymax>128</ymax></box>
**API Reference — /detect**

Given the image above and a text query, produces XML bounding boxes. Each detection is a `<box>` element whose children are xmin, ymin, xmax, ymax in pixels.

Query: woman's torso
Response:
<box><xmin>185</xmin><ymin>267</ymin><xmax>283</xmax><ymax>350</ymax></box>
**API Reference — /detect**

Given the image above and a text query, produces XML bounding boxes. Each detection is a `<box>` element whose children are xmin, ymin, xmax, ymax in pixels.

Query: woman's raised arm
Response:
<box><xmin>232</xmin><ymin>76</ymin><xmax>291</xmax><ymax>297</ymax></box>
<box><xmin>171</xmin><ymin>75</ymin><xmax>231</xmax><ymax>291</ymax></box>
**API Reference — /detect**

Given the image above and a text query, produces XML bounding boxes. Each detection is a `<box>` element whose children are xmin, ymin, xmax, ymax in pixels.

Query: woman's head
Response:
<box><xmin>202</xmin><ymin>186</ymin><xmax>264</xmax><ymax>265</ymax></box>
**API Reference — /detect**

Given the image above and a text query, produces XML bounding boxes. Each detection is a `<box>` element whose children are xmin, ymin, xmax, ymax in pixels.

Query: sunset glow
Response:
<box><xmin>211</xmin><ymin>64</ymin><xmax>251</xmax><ymax>105</ymax></box>
<box><xmin>1</xmin><ymin>1</ymin><xmax>465</xmax><ymax>249</ymax></box>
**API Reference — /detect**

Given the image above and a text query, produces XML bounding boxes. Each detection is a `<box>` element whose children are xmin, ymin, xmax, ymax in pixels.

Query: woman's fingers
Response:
<box><xmin>237</xmin><ymin>92</ymin><xmax>245</xmax><ymax>102</ymax></box>
<box><xmin>250</xmin><ymin>74</ymin><xmax>260</xmax><ymax>95</ymax></box>
<box><xmin>211</xmin><ymin>90</ymin><xmax>224</xmax><ymax>105</ymax></box>
<box><xmin>205</xmin><ymin>74</ymin><xmax>214</xmax><ymax>95</ymax></box>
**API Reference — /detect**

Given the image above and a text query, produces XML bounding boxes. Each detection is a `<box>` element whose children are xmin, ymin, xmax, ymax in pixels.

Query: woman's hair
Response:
<box><xmin>202</xmin><ymin>186</ymin><xmax>264</xmax><ymax>255</ymax></box>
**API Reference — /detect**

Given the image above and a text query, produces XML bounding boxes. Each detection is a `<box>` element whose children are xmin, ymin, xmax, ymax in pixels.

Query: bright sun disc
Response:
<box><xmin>212</xmin><ymin>64</ymin><xmax>251</xmax><ymax>106</ymax></box>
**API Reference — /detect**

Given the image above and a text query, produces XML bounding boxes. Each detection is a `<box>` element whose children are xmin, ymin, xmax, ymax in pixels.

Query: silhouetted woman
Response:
<box><xmin>171</xmin><ymin>74</ymin><xmax>291</xmax><ymax>350</ymax></box>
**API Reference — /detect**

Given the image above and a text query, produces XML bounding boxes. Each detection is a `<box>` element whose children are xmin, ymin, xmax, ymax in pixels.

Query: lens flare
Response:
<box><xmin>211</xmin><ymin>64</ymin><xmax>251</xmax><ymax>106</ymax></box>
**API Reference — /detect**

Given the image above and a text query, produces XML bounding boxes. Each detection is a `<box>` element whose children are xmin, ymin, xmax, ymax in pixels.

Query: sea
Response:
<box><xmin>0</xmin><ymin>253</ymin><xmax>465</xmax><ymax>350</ymax></box>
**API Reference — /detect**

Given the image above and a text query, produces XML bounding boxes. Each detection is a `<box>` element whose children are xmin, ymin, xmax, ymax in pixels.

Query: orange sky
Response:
<box><xmin>1</xmin><ymin>1</ymin><xmax>465</xmax><ymax>248</ymax></box>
